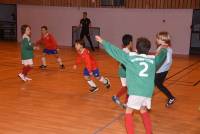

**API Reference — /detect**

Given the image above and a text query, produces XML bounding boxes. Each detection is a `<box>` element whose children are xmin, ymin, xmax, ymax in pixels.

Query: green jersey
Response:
<box><xmin>21</xmin><ymin>35</ymin><xmax>34</xmax><ymax>60</ymax></box>
<box><xmin>102</xmin><ymin>40</ymin><xmax>167</xmax><ymax>98</ymax></box>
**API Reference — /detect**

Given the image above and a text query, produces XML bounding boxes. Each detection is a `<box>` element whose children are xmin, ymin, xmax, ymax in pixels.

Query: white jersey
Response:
<box><xmin>157</xmin><ymin>47</ymin><xmax>172</xmax><ymax>73</ymax></box>
<box><xmin>123</xmin><ymin>47</ymin><xmax>131</xmax><ymax>54</ymax></box>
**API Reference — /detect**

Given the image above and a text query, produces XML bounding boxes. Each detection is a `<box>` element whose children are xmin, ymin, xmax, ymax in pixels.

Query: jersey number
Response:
<box><xmin>139</xmin><ymin>62</ymin><xmax>149</xmax><ymax>77</ymax></box>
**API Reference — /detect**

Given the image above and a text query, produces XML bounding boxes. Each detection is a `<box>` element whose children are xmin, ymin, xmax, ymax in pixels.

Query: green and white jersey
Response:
<box><xmin>118</xmin><ymin>47</ymin><xmax>130</xmax><ymax>78</ymax></box>
<box><xmin>102</xmin><ymin>40</ymin><xmax>167</xmax><ymax>98</ymax></box>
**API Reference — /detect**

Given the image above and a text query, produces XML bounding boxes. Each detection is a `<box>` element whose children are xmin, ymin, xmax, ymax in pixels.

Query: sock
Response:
<box><xmin>22</xmin><ymin>66</ymin><xmax>28</xmax><ymax>76</ymax></box>
<box><xmin>22</xmin><ymin>66</ymin><xmax>32</xmax><ymax>76</ymax></box>
<box><xmin>99</xmin><ymin>76</ymin><xmax>107</xmax><ymax>84</ymax></box>
<box><xmin>116</xmin><ymin>86</ymin><xmax>127</xmax><ymax>98</ymax></box>
<box><xmin>57</xmin><ymin>57</ymin><xmax>63</xmax><ymax>65</ymax></box>
<box><xmin>141</xmin><ymin>112</ymin><xmax>152</xmax><ymax>134</ymax></box>
<box><xmin>87</xmin><ymin>80</ymin><xmax>97</xmax><ymax>87</ymax></box>
<box><xmin>26</xmin><ymin>66</ymin><xmax>32</xmax><ymax>76</ymax></box>
<box><xmin>125</xmin><ymin>113</ymin><xmax>134</xmax><ymax>134</ymax></box>
<box><xmin>41</xmin><ymin>57</ymin><xmax>46</xmax><ymax>66</ymax></box>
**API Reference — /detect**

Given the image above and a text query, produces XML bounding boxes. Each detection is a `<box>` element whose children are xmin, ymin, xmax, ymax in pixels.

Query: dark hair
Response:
<box><xmin>41</xmin><ymin>25</ymin><xmax>48</xmax><ymax>30</ymax></box>
<box><xmin>136</xmin><ymin>37</ymin><xmax>151</xmax><ymax>54</ymax></box>
<box><xmin>75</xmin><ymin>39</ymin><xmax>85</xmax><ymax>48</ymax></box>
<box><xmin>122</xmin><ymin>34</ymin><xmax>133</xmax><ymax>47</ymax></box>
<box><xmin>83</xmin><ymin>12</ymin><xmax>87</xmax><ymax>15</ymax></box>
<box><xmin>21</xmin><ymin>24</ymin><xmax>30</xmax><ymax>35</ymax></box>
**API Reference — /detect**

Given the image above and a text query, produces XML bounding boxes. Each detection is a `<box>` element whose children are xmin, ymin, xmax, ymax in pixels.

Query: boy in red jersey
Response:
<box><xmin>73</xmin><ymin>39</ymin><xmax>110</xmax><ymax>92</ymax></box>
<box><xmin>36</xmin><ymin>26</ymin><xmax>64</xmax><ymax>69</ymax></box>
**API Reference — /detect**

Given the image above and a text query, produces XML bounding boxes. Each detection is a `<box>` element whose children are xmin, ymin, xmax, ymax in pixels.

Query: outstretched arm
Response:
<box><xmin>95</xmin><ymin>36</ymin><xmax>129</xmax><ymax>66</ymax></box>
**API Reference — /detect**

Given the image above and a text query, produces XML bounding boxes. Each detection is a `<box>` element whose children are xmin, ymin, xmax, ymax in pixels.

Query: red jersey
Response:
<box><xmin>76</xmin><ymin>48</ymin><xmax>98</xmax><ymax>72</ymax></box>
<box><xmin>37</xmin><ymin>33</ymin><xmax>58</xmax><ymax>50</ymax></box>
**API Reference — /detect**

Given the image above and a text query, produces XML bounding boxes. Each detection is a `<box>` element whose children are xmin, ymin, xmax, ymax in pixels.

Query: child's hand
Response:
<box><xmin>56</xmin><ymin>48</ymin><xmax>60</xmax><ymax>53</ymax></box>
<box><xmin>95</xmin><ymin>35</ymin><xmax>103</xmax><ymax>43</ymax></box>
<box><xmin>33</xmin><ymin>46</ymin><xmax>40</xmax><ymax>50</ymax></box>
<box><xmin>73</xmin><ymin>65</ymin><xmax>77</xmax><ymax>70</ymax></box>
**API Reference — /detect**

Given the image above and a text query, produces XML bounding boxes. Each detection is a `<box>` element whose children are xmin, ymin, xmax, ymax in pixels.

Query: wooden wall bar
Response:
<box><xmin>1</xmin><ymin>0</ymin><xmax>200</xmax><ymax>9</ymax></box>
<box><xmin>0</xmin><ymin>0</ymin><xmax>17</xmax><ymax>4</ymax></box>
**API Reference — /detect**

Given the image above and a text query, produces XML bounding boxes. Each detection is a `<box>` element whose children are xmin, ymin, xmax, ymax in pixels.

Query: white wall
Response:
<box><xmin>17</xmin><ymin>5</ymin><xmax>193</xmax><ymax>55</ymax></box>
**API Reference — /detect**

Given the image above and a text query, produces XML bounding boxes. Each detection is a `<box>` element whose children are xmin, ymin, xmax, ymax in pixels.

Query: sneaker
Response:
<box><xmin>60</xmin><ymin>64</ymin><xmax>65</xmax><ymax>69</ymax></box>
<box><xmin>121</xmin><ymin>103</ymin><xmax>127</xmax><ymax>109</ymax></box>
<box><xmin>18</xmin><ymin>73</ymin><xmax>27</xmax><ymax>82</ymax></box>
<box><xmin>104</xmin><ymin>78</ymin><xmax>110</xmax><ymax>88</ymax></box>
<box><xmin>25</xmin><ymin>76</ymin><xmax>32</xmax><ymax>81</ymax></box>
<box><xmin>89</xmin><ymin>87</ymin><xmax>99</xmax><ymax>93</ymax></box>
<box><xmin>39</xmin><ymin>65</ymin><xmax>47</xmax><ymax>69</ymax></box>
<box><xmin>166</xmin><ymin>97</ymin><xmax>176</xmax><ymax>107</ymax></box>
<box><xmin>112</xmin><ymin>96</ymin><xmax>121</xmax><ymax>105</ymax></box>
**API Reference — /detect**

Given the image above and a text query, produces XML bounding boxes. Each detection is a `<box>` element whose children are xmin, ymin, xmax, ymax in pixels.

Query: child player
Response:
<box><xmin>18</xmin><ymin>24</ymin><xmax>35</xmax><ymax>82</ymax></box>
<box><xmin>155</xmin><ymin>31</ymin><xmax>175</xmax><ymax>107</ymax></box>
<box><xmin>112</xmin><ymin>34</ymin><xmax>133</xmax><ymax>109</ymax></box>
<box><xmin>73</xmin><ymin>39</ymin><xmax>110</xmax><ymax>92</ymax></box>
<box><xmin>36</xmin><ymin>26</ymin><xmax>65</xmax><ymax>69</ymax></box>
<box><xmin>96</xmin><ymin>35</ymin><xmax>167</xmax><ymax>134</ymax></box>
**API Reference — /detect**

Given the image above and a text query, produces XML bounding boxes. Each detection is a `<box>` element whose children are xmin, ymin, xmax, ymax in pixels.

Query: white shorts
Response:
<box><xmin>22</xmin><ymin>59</ymin><xmax>33</xmax><ymax>66</ymax></box>
<box><xmin>127</xmin><ymin>95</ymin><xmax>151</xmax><ymax>110</ymax></box>
<box><xmin>120</xmin><ymin>77</ymin><xmax>127</xmax><ymax>87</ymax></box>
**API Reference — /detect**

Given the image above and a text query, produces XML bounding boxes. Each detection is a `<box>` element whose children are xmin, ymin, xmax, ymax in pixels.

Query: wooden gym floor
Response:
<box><xmin>0</xmin><ymin>41</ymin><xmax>200</xmax><ymax>134</ymax></box>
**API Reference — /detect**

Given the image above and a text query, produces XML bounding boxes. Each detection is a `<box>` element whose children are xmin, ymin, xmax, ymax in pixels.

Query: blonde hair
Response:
<box><xmin>156</xmin><ymin>31</ymin><xmax>171</xmax><ymax>46</ymax></box>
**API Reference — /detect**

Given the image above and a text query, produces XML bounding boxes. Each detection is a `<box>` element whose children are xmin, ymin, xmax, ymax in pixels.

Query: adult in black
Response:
<box><xmin>79</xmin><ymin>12</ymin><xmax>95</xmax><ymax>51</ymax></box>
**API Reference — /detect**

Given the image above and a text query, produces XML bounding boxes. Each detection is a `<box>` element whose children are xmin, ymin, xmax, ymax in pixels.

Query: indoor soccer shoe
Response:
<box><xmin>112</xmin><ymin>96</ymin><xmax>121</xmax><ymax>105</ymax></box>
<box><xmin>89</xmin><ymin>87</ymin><xmax>99</xmax><ymax>93</ymax></box>
<box><xmin>60</xmin><ymin>64</ymin><xmax>65</xmax><ymax>69</ymax></box>
<box><xmin>166</xmin><ymin>98</ymin><xmax>176</xmax><ymax>107</ymax></box>
<box><xmin>39</xmin><ymin>65</ymin><xmax>47</xmax><ymax>69</ymax></box>
<box><xmin>25</xmin><ymin>76</ymin><xmax>32</xmax><ymax>81</ymax></box>
<box><xmin>104</xmin><ymin>78</ymin><xmax>111</xmax><ymax>88</ymax></box>
<box><xmin>18</xmin><ymin>73</ymin><xmax>27</xmax><ymax>82</ymax></box>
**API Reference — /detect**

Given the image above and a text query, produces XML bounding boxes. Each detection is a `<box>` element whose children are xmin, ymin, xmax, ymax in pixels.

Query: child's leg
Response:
<box><xmin>116</xmin><ymin>78</ymin><xmax>127</xmax><ymax>98</ymax></box>
<box><xmin>54</xmin><ymin>53</ymin><xmax>64</xmax><ymax>66</ymax></box>
<box><xmin>93</xmin><ymin>69</ymin><xmax>110</xmax><ymax>88</ymax></box>
<box><xmin>140</xmin><ymin>107</ymin><xmax>152</xmax><ymax>134</ymax></box>
<box><xmin>155</xmin><ymin>72</ymin><xmax>174</xmax><ymax>99</ymax></box>
<box><xmin>83</xmin><ymin>68</ymin><xmax>98</xmax><ymax>92</ymax></box>
<box><xmin>84</xmin><ymin>75</ymin><xmax>97</xmax><ymax>88</ymax></box>
<box><xmin>125</xmin><ymin>107</ymin><xmax>134</xmax><ymax>134</ymax></box>
<box><xmin>41</xmin><ymin>53</ymin><xmax>47</xmax><ymax>66</ymax></box>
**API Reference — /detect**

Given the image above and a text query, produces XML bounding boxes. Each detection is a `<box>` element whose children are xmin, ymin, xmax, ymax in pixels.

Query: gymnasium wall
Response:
<box><xmin>17</xmin><ymin>5</ymin><xmax>193</xmax><ymax>55</ymax></box>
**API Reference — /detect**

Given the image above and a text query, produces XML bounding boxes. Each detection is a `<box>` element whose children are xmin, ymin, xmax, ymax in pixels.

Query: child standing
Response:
<box><xmin>112</xmin><ymin>34</ymin><xmax>133</xmax><ymax>108</ymax></box>
<box><xmin>155</xmin><ymin>31</ymin><xmax>175</xmax><ymax>107</ymax></box>
<box><xmin>36</xmin><ymin>26</ymin><xmax>65</xmax><ymax>69</ymax></box>
<box><xmin>73</xmin><ymin>39</ymin><xmax>110</xmax><ymax>92</ymax></box>
<box><xmin>18</xmin><ymin>24</ymin><xmax>34</xmax><ymax>82</ymax></box>
<box><xmin>96</xmin><ymin>35</ymin><xmax>167</xmax><ymax>134</ymax></box>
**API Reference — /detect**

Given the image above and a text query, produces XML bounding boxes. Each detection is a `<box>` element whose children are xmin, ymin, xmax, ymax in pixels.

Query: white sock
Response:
<box><xmin>41</xmin><ymin>57</ymin><xmax>46</xmax><ymax>66</ymax></box>
<box><xmin>99</xmin><ymin>76</ymin><xmax>107</xmax><ymax>84</ymax></box>
<box><xmin>87</xmin><ymin>80</ymin><xmax>97</xmax><ymax>87</ymax></box>
<box><xmin>57</xmin><ymin>57</ymin><xmax>63</xmax><ymax>65</ymax></box>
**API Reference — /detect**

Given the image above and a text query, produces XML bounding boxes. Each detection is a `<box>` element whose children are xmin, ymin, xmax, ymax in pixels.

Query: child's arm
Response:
<box><xmin>155</xmin><ymin>48</ymin><xmax>167</xmax><ymax>70</ymax></box>
<box><xmin>73</xmin><ymin>55</ymin><xmax>82</xmax><ymax>70</ymax></box>
<box><xmin>95</xmin><ymin>36</ymin><xmax>129</xmax><ymax>65</ymax></box>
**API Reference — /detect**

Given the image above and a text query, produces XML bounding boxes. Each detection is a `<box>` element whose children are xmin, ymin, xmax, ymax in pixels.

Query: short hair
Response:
<box><xmin>83</xmin><ymin>12</ymin><xmax>87</xmax><ymax>15</ymax></box>
<box><xmin>41</xmin><ymin>25</ymin><xmax>48</xmax><ymax>30</ymax></box>
<box><xmin>122</xmin><ymin>34</ymin><xmax>133</xmax><ymax>47</ymax></box>
<box><xmin>156</xmin><ymin>31</ymin><xmax>171</xmax><ymax>46</ymax></box>
<box><xmin>21</xmin><ymin>24</ymin><xmax>30</xmax><ymax>35</ymax></box>
<box><xmin>75</xmin><ymin>39</ymin><xmax>85</xmax><ymax>48</ymax></box>
<box><xmin>136</xmin><ymin>37</ymin><xmax>151</xmax><ymax>54</ymax></box>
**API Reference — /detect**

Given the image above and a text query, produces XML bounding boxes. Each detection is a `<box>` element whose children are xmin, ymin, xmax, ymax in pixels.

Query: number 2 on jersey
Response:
<box><xmin>139</xmin><ymin>62</ymin><xmax>149</xmax><ymax>77</ymax></box>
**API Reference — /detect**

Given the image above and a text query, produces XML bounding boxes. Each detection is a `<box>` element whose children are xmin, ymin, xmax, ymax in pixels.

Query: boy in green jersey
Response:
<box><xmin>96</xmin><ymin>36</ymin><xmax>167</xmax><ymax>134</ymax></box>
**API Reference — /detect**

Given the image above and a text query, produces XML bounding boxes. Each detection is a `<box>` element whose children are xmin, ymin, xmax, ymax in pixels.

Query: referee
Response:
<box><xmin>79</xmin><ymin>12</ymin><xmax>95</xmax><ymax>51</ymax></box>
